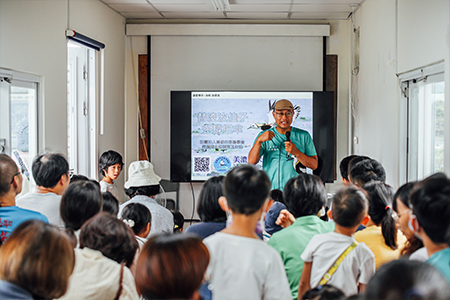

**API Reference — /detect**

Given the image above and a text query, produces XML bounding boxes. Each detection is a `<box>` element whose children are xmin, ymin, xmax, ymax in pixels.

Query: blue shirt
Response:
<box><xmin>185</xmin><ymin>221</ymin><xmax>226</xmax><ymax>240</ymax></box>
<box><xmin>256</xmin><ymin>126</ymin><xmax>316</xmax><ymax>190</ymax></box>
<box><xmin>0</xmin><ymin>206</ymin><xmax>48</xmax><ymax>243</ymax></box>
<box><xmin>0</xmin><ymin>280</ymin><xmax>33</xmax><ymax>299</ymax></box>
<box><xmin>265</xmin><ymin>201</ymin><xmax>287</xmax><ymax>235</ymax></box>
<box><xmin>427</xmin><ymin>247</ymin><xmax>450</xmax><ymax>286</ymax></box>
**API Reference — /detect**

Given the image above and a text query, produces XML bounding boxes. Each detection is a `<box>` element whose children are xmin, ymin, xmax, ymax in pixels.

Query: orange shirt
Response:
<box><xmin>354</xmin><ymin>225</ymin><xmax>407</xmax><ymax>269</ymax></box>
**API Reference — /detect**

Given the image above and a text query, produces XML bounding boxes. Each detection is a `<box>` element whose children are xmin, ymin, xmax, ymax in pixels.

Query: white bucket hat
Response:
<box><xmin>124</xmin><ymin>161</ymin><xmax>161</xmax><ymax>189</ymax></box>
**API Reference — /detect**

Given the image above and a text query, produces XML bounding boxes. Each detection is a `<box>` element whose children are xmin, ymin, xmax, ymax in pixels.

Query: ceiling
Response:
<box><xmin>100</xmin><ymin>0</ymin><xmax>365</xmax><ymax>21</ymax></box>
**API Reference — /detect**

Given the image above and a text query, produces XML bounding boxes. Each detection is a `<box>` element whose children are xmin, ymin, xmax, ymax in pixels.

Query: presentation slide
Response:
<box><xmin>191</xmin><ymin>91</ymin><xmax>313</xmax><ymax>180</ymax></box>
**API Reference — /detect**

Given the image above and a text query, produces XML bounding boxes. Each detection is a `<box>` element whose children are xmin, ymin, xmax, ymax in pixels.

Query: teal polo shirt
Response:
<box><xmin>268</xmin><ymin>215</ymin><xmax>335</xmax><ymax>300</ymax></box>
<box><xmin>256</xmin><ymin>126</ymin><xmax>316</xmax><ymax>190</ymax></box>
<box><xmin>427</xmin><ymin>247</ymin><xmax>450</xmax><ymax>286</ymax></box>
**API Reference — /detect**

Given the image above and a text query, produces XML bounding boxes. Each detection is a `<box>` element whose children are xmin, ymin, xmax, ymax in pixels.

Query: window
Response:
<box><xmin>402</xmin><ymin>67</ymin><xmax>445</xmax><ymax>181</ymax></box>
<box><xmin>0</xmin><ymin>69</ymin><xmax>40</xmax><ymax>195</ymax></box>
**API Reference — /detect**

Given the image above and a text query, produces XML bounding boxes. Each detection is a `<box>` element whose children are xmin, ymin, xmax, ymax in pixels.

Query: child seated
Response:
<box><xmin>102</xmin><ymin>191</ymin><xmax>119</xmax><ymax>216</ymax></box>
<box><xmin>203</xmin><ymin>165</ymin><xmax>291</xmax><ymax>300</ymax></box>
<box><xmin>298</xmin><ymin>186</ymin><xmax>375</xmax><ymax>298</ymax></box>
<box><xmin>121</xmin><ymin>203</ymin><xmax>151</xmax><ymax>248</ymax></box>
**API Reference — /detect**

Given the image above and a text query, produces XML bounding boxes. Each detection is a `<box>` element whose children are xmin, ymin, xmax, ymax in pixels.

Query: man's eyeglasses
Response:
<box><xmin>274</xmin><ymin>111</ymin><xmax>293</xmax><ymax>118</ymax></box>
<box><xmin>10</xmin><ymin>168</ymin><xmax>25</xmax><ymax>184</ymax></box>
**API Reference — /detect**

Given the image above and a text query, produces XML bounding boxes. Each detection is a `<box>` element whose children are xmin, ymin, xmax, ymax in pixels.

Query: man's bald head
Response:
<box><xmin>0</xmin><ymin>154</ymin><xmax>20</xmax><ymax>197</ymax></box>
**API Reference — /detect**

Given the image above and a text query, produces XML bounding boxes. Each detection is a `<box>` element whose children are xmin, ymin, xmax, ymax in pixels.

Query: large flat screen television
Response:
<box><xmin>171</xmin><ymin>91</ymin><xmax>335</xmax><ymax>183</ymax></box>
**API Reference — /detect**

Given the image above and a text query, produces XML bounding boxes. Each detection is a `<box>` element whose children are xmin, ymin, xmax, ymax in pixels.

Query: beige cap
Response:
<box><xmin>124</xmin><ymin>160</ymin><xmax>161</xmax><ymax>188</ymax></box>
<box><xmin>274</xmin><ymin>99</ymin><xmax>293</xmax><ymax>110</ymax></box>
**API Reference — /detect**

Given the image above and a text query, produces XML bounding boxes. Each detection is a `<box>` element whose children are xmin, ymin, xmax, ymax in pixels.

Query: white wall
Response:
<box><xmin>125</xmin><ymin>21</ymin><xmax>351</xmax><ymax>219</ymax></box>
<box><xmin>0</xmin><ymin>0</ymin><xmax>127</xmax><ymax>199</ymax></box>
<box><xmin>352</xmin><ymin>0</ymin><xmax>450</xmax><ymax>188</ymax></box>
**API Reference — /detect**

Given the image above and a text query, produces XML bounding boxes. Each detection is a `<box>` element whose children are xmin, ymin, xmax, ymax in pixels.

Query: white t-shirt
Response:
<box><xmin>100</xmin><ymin>181</ymin><xmax>119</xmax><ymax>200</ymax></box>
<box><xmin>16</xmin><ymin>192</ymin><xmax>64</xmax><ymax>228</ymax></box>
<box><xmin>409</xmin><ymin>247</ymin><xmax>428</xmax><ymax>262</ymax></box>
<box><xmin>58</xmin><ymin>248</ymin><xmax>139</xmax><ymax>300</ymax></box>
<box><xmin>204</xmin><ymin>232</ymin><xmax>292</xmax><ymax>300</ymax></box>
<box><xmin>301</xmin><ymin>232</ymin><xmax>375</xmax><ymax>297</ymax></box>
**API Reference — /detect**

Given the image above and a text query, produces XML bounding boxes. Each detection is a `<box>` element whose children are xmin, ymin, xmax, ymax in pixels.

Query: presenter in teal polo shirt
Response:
<box><xmin>248</xmin><ymin>99</ymin><xmax>318</xmax><ymax>190</ymax></box>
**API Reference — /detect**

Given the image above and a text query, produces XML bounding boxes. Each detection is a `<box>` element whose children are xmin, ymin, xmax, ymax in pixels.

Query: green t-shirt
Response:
<box><xmin>256</xmin><ymin>126</ymin><xmax>316</xmax><ymax>190</ymax></box>
<box><xmin>268</xmin><ymin>216</ymin><xmax>335</xmax><ymax>300</ymax></box>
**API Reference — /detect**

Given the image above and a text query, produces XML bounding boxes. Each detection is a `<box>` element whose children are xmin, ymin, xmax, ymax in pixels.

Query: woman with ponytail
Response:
<box><xmin>354</xmin><ymin>181</ymin><xmax>407</xmax><ymax>269</ymax></box>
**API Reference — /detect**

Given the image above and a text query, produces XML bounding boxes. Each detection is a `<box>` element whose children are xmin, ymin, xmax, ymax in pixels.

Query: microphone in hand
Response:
<box><xmin>285</xmin><ymin>131</ymin><xmax>293</xmax><ymax>161</ymax></box>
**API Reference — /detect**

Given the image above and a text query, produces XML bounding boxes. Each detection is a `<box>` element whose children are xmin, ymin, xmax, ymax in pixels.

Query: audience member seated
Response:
<box><xmin>0</xmin><ymin>154</ymin><xmax>48</xmax><ymax>243</ymax></box>
<box><xmin>68</xmin><ymin>174</ymin><xmax>89</xmax><ymax>184</ymax></box>
<box><xmin>135</xmin><ymin>234</ymin><xmax>210</xmax><ymax>300</ymax></box>
<box><xmin>346</xmin><ymin>155</ymin><xmax>370</xmax><ymax>184</ymax></box>
<box><xmin>59</xmin><ymin>213</ymin><xmax>139</xmax><ymax>300</ymax></box>
<box><xmin>16</xmin><ymin>153</ymin><xmax>70</xmax><ymax>227</ymax></box>
<box><xmin>355</xmin><ymin>181</ymin><xmax>407</xmax><ymax>269</ymax></box>
<box><xmin>409</xmin><ymin>173</ymin><xmax>450</xmax><ymax>285</ymax></box>
<box><xmin>0</xmin><ymin>220</ymin><xmax>74</xmax><ymax>299</ymax></box>
<box><xmin>364</xmin><ymin>259</ymin><xmax>450</xmax><ymax>300</ymax></box>
<box><xmin>298</xmin><ymin>186</ymin><xmax>375</xmax><ymax>298</ymax></box>
<box><xmin>185</xmin><ymin>176</ymin><xmax>227</xmax><ymax>239</ymax></box>
<box><xmin>268</xmin><ymin>174</ymin><xmax>335</xmax><ymax>299</ymax></box>
<box><xmin>171</xmin><ymin>210</ymin><xmax>184</xmax><ymax>233</ymax></box>
<box><xmin>102</xmin><ymin>191</ymin><xmax>119</xmax><ymax>216</ymax></box>
<box><xmin>60</xmin><ymin>180</ymin><xmax>103</xmax><ymax>245</ymax></box>
<box><xmin>339</xmin><ymin>155</ymin><xmax>358</xmax><ymax>186</ymax></box>
<box><xmin>99</xmin><ymin>150</ymin><xmax>124</xmax><ymax>201</ymax></box>
<box><xmin>392</xmin><ymin>182</ymin><xmax>427</xmax><ymax>261</ymax></box>
<box><xmin>119</xmin><ymin>161</ymin><xmax>174</xmax><ymax>237</ymax></box>
<box><xmin>121</xmin><ymin>203</ymin><xmax>151</xmax><ymax>248</ymax></box>
<box><xmin>350</xmin><ymin>158</ymin><xmax>386</xmax><ymax>187</ymax></box>
<box><xmin>302</xmin><ymin>285</ymin><xmax>345</xmax><ymax>300</ymax></box>
<box><xmin>204</xmin><ymin>165</ymin><xmax>291</xmax><ymax>300</ymax></box>
<box><xmin>264</xmin><ymin>189</ymin><xmax>287</xmax><ymax>236</ymax></box>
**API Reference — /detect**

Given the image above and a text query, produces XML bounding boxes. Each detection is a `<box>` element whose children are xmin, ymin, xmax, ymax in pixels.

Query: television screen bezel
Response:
<box><xmin>170</xmin><ymin>90</ymin><xmax>335</xmax><ymax>183</ymax></box>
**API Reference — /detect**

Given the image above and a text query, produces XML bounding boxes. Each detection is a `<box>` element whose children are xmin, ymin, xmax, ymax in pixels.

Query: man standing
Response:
<box><xmin>0</xmin><ymin>154</ymin><xmax>48</xmax><ymax>243</ymax></box>
<box><xmin>248</xmin><ymin>99</ymin><xmax>317</xmax><ymax>190</ymax></box>
<box><xmin>16</xmin><ymin>153</ymin><xmax>70</xmax><ymax>227</ymax></box>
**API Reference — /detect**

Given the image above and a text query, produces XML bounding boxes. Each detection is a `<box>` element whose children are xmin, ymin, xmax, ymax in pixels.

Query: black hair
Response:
<box><xmin>125</xmin><ymin>185</ymin><xmax>160</xmax><ymax>198</ymax></box>
<box><xmin>362</xmin><ymin>181</ymin><xmax>397</xmax><ymax>250</ymax></box>
<box><xmin>98</xmin><ymin>150</ymin><xmax>124</xmax><ymax>177</ymax></box>
<box><xmin>121</xmin><ymin>203</ymin><xmax>152</xmax><ymax>236</ymax></box>
<box><xmin>392</xmin><ymin>182</ymin><xmax>416</xmax><ymax>212</ymax></box>
<box><xmin>350</xmin><ymin>159</ymin><xmax>386</xmax><ymax>187</ymax></box>
<box><xmin>171</xmin><ymin>210</ymin><xmax>184</xmax><ymax>233</ymax></box>
<box><xmin>410</xmin><ymin>173</ymin><xmax>450</xmax><ymax>244</ymax></box>
<box><xmin>223</xmin><ymin>165</ymin><xmax>271</xmax><ymax>215</ymax></box>
<box><xmin>392</xmin><ymin>182</ymin><xmax>423</xmax><ymax>256</ymax></box>
<box><xmin>102</xmin><ymin>192</ymin><xmax>119</xmax><ymax>216</ymax></box>
<box><xmin>197</xmin><ymin>176</ymin><xmax>227</xmax><ymax>222</ymax></box>
<box><xmin>283</xmin><ymin>173</ymin><xmax>327</xmax><ymax>218</ymax></box>
<box><xmin>365</xmin><ymin>259</ymin><xmax>450</xmax><ymax>300</ymax></box>
<box><xmin>347</xmin><ymin>155</ymin><xmax>370</xmax><ymax>184</ymax></box>
<box><xmin>0</xmin><ymin>154</ymin><xmax>18</xmax><ymax>197</ymax></box>
<box><xmin>270</xmin><ymin>189</ymin><xmax>284</xmax><ymax>204</ymax></box>
<box><xmin>32</xmin><ymin>153</ymin><xmax>69</xmax><ymax>188</ymax></box>
<box><xmin>302</xmin><ymin>285</ymin><xmax>345</xmax><ymax>300</ymax></box>
<box><xmin>339</xmin><ymin>155</ymin><xmax>358</xmax><ymax>181</ymax></box>
<box><xmin>80</xmin><ymin>213</ymin><xmax>138</xmax><ymax>268</ymax></box>
<box><xmin>60</xmin><ymin>180</ymin><xmax>103</xmax><ymax>232</ymax></box>
<box><xmin>332</xmin><ymin>186</ymin><xmax>368</xmax><ymax>228</ymax></box>
<box><xmin>69</xmin><ymin>174</ymin><xmax>89</xmax><ymax>185</ymax></box>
